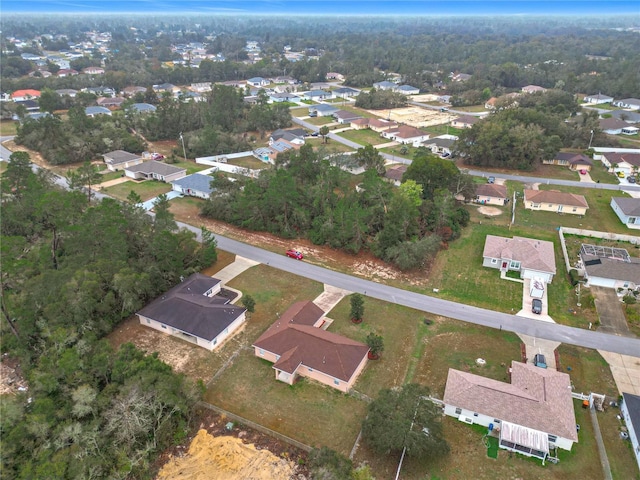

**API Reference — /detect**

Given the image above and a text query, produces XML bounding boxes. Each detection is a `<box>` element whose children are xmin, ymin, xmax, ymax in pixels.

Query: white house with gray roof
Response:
<box><xmin>580</xmin><ymin>244</ymin><xmax>640</xmax><ymax>290</ymax></box>
<box><xmin>171</xmin><ymin>173</ymin><xmax>215</xmax><ymax>199</ymax></box>
<box><xmin>443</xmin><ymin>361</ymin><xmax>578</xmax><ymax>461</ymax></box>
<box><xmin>124</xmin><ymin>160</ymin><xmax>186</xmax><ymax>183</ymax></box>
<box><xmin>611</xmin><ymin>197</ymin><xmax>640</xmax><ymax>229</ymax></box>
<box><xmin>620</xmin><ymin>392</ymin><xmax>640</xmax><ymax>471</ymax></box>
<box><xmin>482</xmin><ymin>235</ymin><xmax>556</xmax><ymax>283</ymax></box>
<box><xmin>102</xmin><ymin>150</ymin><xmax>143</xmax><ymax>171</ymax></box>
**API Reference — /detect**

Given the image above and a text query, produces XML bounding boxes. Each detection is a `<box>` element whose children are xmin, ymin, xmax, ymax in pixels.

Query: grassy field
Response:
<box><xmin>425</xmin><ymin>124</ymin><xmax>464</xmax><ymax>137</ymax></box>
<box><xmin>0</xmin><ymin>120</ymin><xmax>18</xmax><ymax>136</ymax></box>
<box><xmin>166</xmin><ymin>159</ymin><xmax>209</xmax><ymax>175</ymax></box>
<box><xmin>305</xmin><ymin>116</ymin><xmax>335</xmax><ymax>126</ymax></box>
<box><xmin>103</xmin><ymin>179</ymin><xmax>172</xmax><ymax>201</ymax></box>
<box><xmin>454</xmin><ymin>105</ymin><xmax>488</xmax><ymax>113</ymax></box>
<box><xmin>227</xmin><ymin>155</ymin><xmax>269</xmax><ymax>170</ymax></box>
<box><xmin>290</xmin><ymin>107</ymin><xmax>310</xmax><ymax>117</ymax></box>
<box><xmin>305</xmin><ymin>138</ymin><xmax>356</xmax><ymax>153</ymax></box>
<box><xmin>98</xmin><ymin>170</ymin><xmax>125</xmax><ymax>182</ymax></box>
<box><xmin>588</xmin><ymin>161</ymin><xmax>620</xmax><ymax>184</ymax></box>
<box><xmin>337</xmin><ymin>128</ymin><xmax>386</xmax><ymax>146</ymax></box>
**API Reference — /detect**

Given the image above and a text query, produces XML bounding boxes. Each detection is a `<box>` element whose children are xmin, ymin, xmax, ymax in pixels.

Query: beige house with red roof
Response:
<box><xmin>252</xmin><ymin>301</ymin><xmax>369</xmax><ymax>393</ymax></box>
<box><xmin>444</xmin><ymin>362</ymin><xmax>578</xmax><ymax>461</ymax></box>
<box><xmin>524</xmin><ymin>190</ymin><xmax>588</xmax><ymax>215</ymax></box>
<box><xmin>482</xmin><ymin>235</ymin><xmax>556</xmax><ymax>283</ymax></box>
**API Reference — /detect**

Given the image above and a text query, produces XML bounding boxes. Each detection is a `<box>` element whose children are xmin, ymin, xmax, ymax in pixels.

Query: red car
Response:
<box><xmin>286</xmin><ymin>249</ymin><xmax>303</xmax><ymax>260</ymax></box>
<box><xmin>579</xmin><ymin>169</ymin><xmax>587</xmax><ymax>175</ymax></box>
<box><xmin>151</xmin><ymin>152</ymin><xmax>165</xmax><ymax>160</ymax></box>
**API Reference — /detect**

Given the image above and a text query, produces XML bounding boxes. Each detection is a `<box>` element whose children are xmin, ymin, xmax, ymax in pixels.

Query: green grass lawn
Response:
<box><xmin>290</xmin><ymin>107</ymin><xmax>310</xmax><ymax>117</ymax></box>
<box><xmin>337</xmin><ymin>128</ymin><xmax>386</xmax><ymax>146</ymax></box>
<box><xmin>454</xmin><ymin>105</ymin><xmax>488</xmax><ymax>113</ymax></box>
<box><xmin>425</xmin><ymin>124</ymin><xmax>464</xmax><ymax>137</ymax></box>
<box><xmin>167</xmin><ymin>160</ymin><xmax>209</xmax><ymax>175</ymax></box>
<box><xmin>306</xmin><ymin>138</ymin><xmax>355</xmax><ymax>153</ymax></box>
<box><xmin>103</xmin><ymin>179</ymin><xmax>172</xmax><ymax>201</ymax></box>
<box><xmin>588</xmin><ymin>161</ymin><xmax>619</xmax><ymax>184</ymax></box>
<box><xmin>0</xmin><ymin>120</ymin><xmax>18</xmax><ymax>136</ymax></box>
<box><xmin>379</xmin><ymin>145</ymin><xmax>420</xmax><ymax>160</ymax></box>
<box><xmin>98</xmin><ymin>170</ymin><xmax>125</xmax><ymax>182</ymax></box>
<box><xmin>305</xmin><ymin>116</ymin><xmax>335</xmax><ymax>126</ymax></box>
<box><xmin>227</xmin><ymin>155</ymin><xmax>270</xmax><ymax>170</ymax></box>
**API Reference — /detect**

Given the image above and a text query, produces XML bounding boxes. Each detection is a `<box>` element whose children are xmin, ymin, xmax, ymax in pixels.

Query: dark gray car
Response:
<box><xmin>532</xmin><ymin>298</ymin><xmax>542</xmax><ymax>314</ymax></box>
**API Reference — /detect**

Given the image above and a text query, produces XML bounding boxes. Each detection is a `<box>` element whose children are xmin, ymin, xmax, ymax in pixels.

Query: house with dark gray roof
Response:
<box><xmin>612</xmin><ymin>98</ymin><xmax>640</xmax><ymax>110</ymax></box>
<box><xmin>420</xmin><ymin>136</ymin><xmax>457</xmax><ymax>155</ymax></box>
<box><xmin>621</xmin><ymin>393</ymin><xmax>640</xmax><ymax>471</ymax></box>
<box><xmin>583</xmin><ymin>93</ymin><xmax>613</xmax><ymax>104</ymax></box>
<box><xmin>580</xmin><ymin>244</ymin><xmax>640</xmax><ymax>290</ymax></box>
<box><xmin>137</xmin><ymin>273</ymin><xmax>246</xmax><ymax>351</ymax></box>
<box><xmin>253</xmin><ymin>301</ymin><xmax>369</xmax><ymax>393</ymax></box>
<box><xmin>332</xmin><ymin>109</ymin><xmax>362</xmax><ymax>124</ymax></box>
<box><xmin>483</xmin><ymin>235</ymin><xmax>556</xmax><ymax>283</ymax></box>
<box><xmin>308</xmin><ymin>104</ymin><xmax>338</xmax><ymax>117</ymax></box>
<box><xmin>332</xmin><ymin>87</ymin><xmax>359</xmax><ymax>99</ymax></box>
<box><xmin>269</xmin><ymin>128</ymin><xmax>306</xmax><ymax>145</ymax></box>
<box><xmin>102</xmin><ymin>150</ymin><xmax>143</xmax><ymax>171</ymax></box>
<box><xmin>124</xmin><ymin>160</ymin><xmax>186</xmax><ymax>183</ymax></box>
<box><xmin>171</xmin><ymin>173</ymin><xmax>215</xmax><ymax>199</ymax></box>
<box><xmin>611</xmin><ymin>197</ymin><xmax>640</xmax><ymax>229</ymax></box>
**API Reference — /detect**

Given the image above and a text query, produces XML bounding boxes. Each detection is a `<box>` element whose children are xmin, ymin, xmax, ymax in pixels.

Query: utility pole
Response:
<box><xmin>588</xmin><ymin>130</ymin><xmax>594</xmax><ymax>149</ymax></box>
<box><xmin>179</xmin><ymin>132</ymin><xmax>187</xmax><ymax>162</ymax></box>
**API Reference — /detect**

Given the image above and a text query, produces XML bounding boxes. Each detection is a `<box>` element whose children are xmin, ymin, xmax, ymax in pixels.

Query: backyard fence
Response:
<box><xmin>196</xmin><ymin>401</ymin><xmax>313</xmax><ymax>452</ymax></box>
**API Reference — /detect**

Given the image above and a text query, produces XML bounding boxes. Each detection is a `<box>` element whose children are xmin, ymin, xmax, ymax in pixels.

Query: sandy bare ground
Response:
<box><xmin>367</xmin><ymin>106</ymin><xmax>456</xmax><ymax>128</ymax></box>
<box><xmin>477</xmin><ymin>206</ymin><xmax>502</xmax><ymax>216</ymax></box>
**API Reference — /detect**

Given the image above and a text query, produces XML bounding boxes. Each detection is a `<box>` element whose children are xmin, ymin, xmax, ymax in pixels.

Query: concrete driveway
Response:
<box><xmin>597</xmin><ymin>350</ymin><xmax>640</xmax><ymax>395</ymax></box>
<box><xmin>592</xmin><ymin>286</ymin><xmax>632</xmax><ymax>336</ymax></box>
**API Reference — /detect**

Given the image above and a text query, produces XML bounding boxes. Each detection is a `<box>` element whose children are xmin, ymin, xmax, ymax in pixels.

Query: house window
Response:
<box><xmin>213</xmin><ymin>339</ymin><xmax>217</xmax><ymax>345</ymax></box>
<box><xmin>334</xmin><ymin>379</ymin><xmax>340</xmax><ymax>386</ymax></box>
<box><xmin>473</xmin><ymin>413</ymin><xmax>479</xmax><ymax>417</ymax></box>
<box><xmin>630</xmin><ymin>217</ymin><xmax>637</xmax><ymax>224</ymax></box>
<box><xmin>491</xmin><ymin>258</ymin><xmax>498</xmax><ymax>265</ymax></box>
<box><xmin>548</xmin><ymin>434</ymin><xmax>557</xmax><ymax>443</ymax></box>
<box><xmin>276</xmin><ymin>355</ymin><xmax>280</xmax><ymax>360</ymax></box>
<box><xmin>510</xmin><ymin>261</ymin><xmax>521</xmax><ymax>269</ymax></box>
<box><xmin>623</xmin><ymin>282</ymin><xmax>629</xmax><ymax>288</ymax></box>
<box><xmin>493</xmin><ymin>419</ymin><xmax>501</xmax><ymax>423</ymax></box>
<box><xmin>146</xmin><ymin>319</ymin><xmax>150</xmax><ymax>324</ymax></box>
<box><xmin>532</xmin><ymin>203</ymin><xmax>540</xmax><ymax>208</ymax></box>
<box><xmin>455</xmin><ymin>408</ymin><xmax>462</xmax><ymax>414</ymax></box>
<box><xmin>308</xmin><ymin>368</ymin><xmax>313</xmax><ymax>372</ymax></box>
<box><xmin>224</xmin><ymin>328</ymin><xmax>228</xmax><ymax>334</ymax></box>
<box><xmin>259</xmin><ymin>349</ymin><xmax>264</xmax><ymax>356</ymax></box>
<box><xmin>572</xmin><ymin>208</ymin><xmax>577</xmax><ymax>212</ymax></box>
<box><xmin>161</xmin><ymin>324</ymin><xmax>167</xmax><ymax>329</ymax></box>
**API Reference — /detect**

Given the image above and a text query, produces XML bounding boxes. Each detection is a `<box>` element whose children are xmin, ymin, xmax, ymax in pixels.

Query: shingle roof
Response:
<box><xmin>333</xmin><ymin>110</ymin><xmax>361</xmax><ymax>120</ymax></box>
<box><xmin>137</xmin><ymin>273</ymin><xmax>246</xmax><ymax>341</ymax></box>
<box><xmin>85</xmin><ymin>106</ymin><xmax>111</xmax><ymax>116</ymax></box>
<box><xmin>622</xmin><ymin>393</ymin><xmax>640</xmax><ymax>438</ymax></box>
<box><xmin>394</xmin><ymin>125</ymin><xmax>428</xmax><ymax>139</ymax></box>
<box><xmin>612</xmin><ymin>197</ymin><xmax>640</xmax><ymax>216</ymax></box>
<box><xmin>102</xmin><ymin>150</ymin><xmax>141</xmax><ymax>164</ymax></box>
<box><xmin>423</xmin><ymin>137</ymin><xmax>456</xmax><ymax>148</ymax></box>
<box><xmin>603</xmin><ymin>152</ymin><xmax>640</xmax><ymax>167</ymax></box>
<box><xmin>555</xmin><ymin>152</ymin><xmax>593</xmax><ymax>166</ymax></box>
<box><xmin>581</xmin><ymin>254</ymin><xmax>640</xmax><ymax>285</ymax></box>
<box><xmin>483</xmin><ymin>235</ymin><xmax>556</xmax><ymax>275</ymax></box>
<box><xmin>253</xmin><ymin>301</ymin><xmax>369</xmax><ymax>382</ymax></box>
<box><xmin>599</xmin><ymin>118</ymin><xmax>631</xmax><ymax>130</ymax></box>
<box><xmin>524</xmin><ymin>189</ymin><xmax>589</xmax><ymax>209</ymax></box>
<box><xmin>171</xmin><ymin>173</ymin><xmax>215</xmax><ymax>194</ymax></box>
<box><xmin>444</xmin><ymin>362</ymin><xmax>578</xmax><ymax>442</ymax></box>
<box><xmin>453</xmin><ymin>115</ymin><xmax>479</xmax><ymax>125</ymax></box>
<box><xmin>385</xmin><ymin>165</ymin><xmax>407</xmax><ymax>182</ymax></box>
<box><xmin>131</xmin><ymin>103</ymin><xmax>157</xmax><ymax>113</ymax></box>
<box><xmin>476</xmin><ymin>184</ymin><xmax>507</xmax><ymax>198</ymax></box>
<box><xmin>125</xmin><ymin>160</ymin><xmax>186</xmax><ymax>176</ymax></box>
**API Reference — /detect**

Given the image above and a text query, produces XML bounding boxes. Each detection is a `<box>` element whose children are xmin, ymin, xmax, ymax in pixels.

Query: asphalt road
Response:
<box><xmin>0</xmin><ymin>136</ymin><xmax>15</xmax><ymax>161</ymax></box>
<box><xmin>3</xmin><ymin>134</ymin><xmax>639</xmax><ymax>357</ymax></box>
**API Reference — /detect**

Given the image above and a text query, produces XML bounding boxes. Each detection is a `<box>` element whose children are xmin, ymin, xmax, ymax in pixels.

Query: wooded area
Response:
<box><xmin>0</xmin><ymin>152</ymin><xmax>215</xmax><ymax>478</ymax></box>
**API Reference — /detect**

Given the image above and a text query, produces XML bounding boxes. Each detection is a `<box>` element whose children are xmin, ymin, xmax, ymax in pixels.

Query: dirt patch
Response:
<box><xmin>0</xmin><ymin>354</ymin><xmax>28</xmax><ymax>395</ymax></box>
<box><xmin>477</xmin><ymin>206</ymin><xmax>502</xmax><ymax>216</ymax></box>
<box><xmin>155</xmin><ymin>407</ymin><xmax>308</xmax><ymax>480</ymax></box>
<box><xmin>367</xmin><ymin>106</ymin><xmax>455</xmax><ymax>128</ymax></box>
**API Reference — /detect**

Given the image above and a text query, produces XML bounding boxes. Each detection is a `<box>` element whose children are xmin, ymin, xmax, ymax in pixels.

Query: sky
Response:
<box><xmin>1</xmin><ymin>1</ymin><xmax>639</xmax><ymax>16</ymax></box>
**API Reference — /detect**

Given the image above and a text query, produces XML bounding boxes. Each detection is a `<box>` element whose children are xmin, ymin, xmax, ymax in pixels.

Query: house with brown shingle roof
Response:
<box><xmin>451</xmin><ymin>115</ymin><xmax>480</xmax><ymax>129</ymax></box>
<box><xmin>384</xmin><ymin>164</ymin><xmax>407</xmax><ymax>186</ymax></box>
<box><xmin>482</xmin><ymin>235</ymin><xmax>556</xmax><ymax>283</ymax></box>
<box><xmin>475</xmin><ymin>184</ymin><xmax>507</xmax><ymax>205</ymax></box>
<box><xmin>443</xmin><ymin>361</ymin><xmax>578</xmax><ymax>461</ymax></box>
<box><xmin>601</xmin><ymin>152</ymin><xmax>640</xmax><ymax>177</ymax></box>
<box><xmin>523</xmin><ymin>189</ymin><xmax>588</xmax><ymax>215</ymax></box>
<box><xmin>544</xmin><ymin>152</ymin><xmax>593</xmax><ymax>171</ymax></box>
<box><xmin>252</xmin><ymin>301</ymin><xmax>369</xmax><ymax>392</ymax></box>
<box><xmin>381</xmin><ymin>125</ymin><xmax>430</xmax><ymax>145</ymax></box>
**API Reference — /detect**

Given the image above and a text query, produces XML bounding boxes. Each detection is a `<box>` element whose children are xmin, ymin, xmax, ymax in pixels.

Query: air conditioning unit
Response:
<box><xmin>458</xmin><ymin>415</ymin><xmax>474</xmax><ymax>425</ymax></box>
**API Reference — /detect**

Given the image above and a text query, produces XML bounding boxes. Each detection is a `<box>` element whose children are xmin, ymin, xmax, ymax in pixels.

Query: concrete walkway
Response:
<box><xmin>213</xmin><ymin>256</ymin><xmax>260</xmax><ymax>284</ymax></box>
<box><xmin>590</xmin><ymin>407</ymin><xmax>614</xmax><ymax>480</ymax></box>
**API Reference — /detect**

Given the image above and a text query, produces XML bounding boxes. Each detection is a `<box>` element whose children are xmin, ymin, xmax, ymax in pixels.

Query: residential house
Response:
<box><xmin>350</xmin><ymin>118</ymin><xmax>371</xmax><ymax>130</ymax></box>
<box><xmin>443</xmin><ymin>361</ymin><xmax>578</xmax><ymax>460</ymax></box>
<box><xmin>304</xmin><ymin>89</ymin><xmax>331</xmax><ymax>100</ymax></box>
<box><xmin>171</xmin><ymin>173</ymin><xmax>215</xmax><ymax>199</ymax></box>
<box><xmin>610</xmin><ymin>110</ymin><xmax>640</xmax><ymax>124</ymax></box>
<box><xmin>84</xmin><ymin>86</ymin><xmax>115</xmax><ymax>97</ymax></box>
<box><xmin>124</xmin><ymin>160</ymin><xmax>186</xmax><ymax>183</ymax></box>
<box><xmin>85</xmin><ymin>106</ymin><xmax>112</xmax><ymax>117</ymax></box>
<box><xmin>482</xmin><ymin>235</ymin><xmax>556</xmax><ymax>283</ymax></box>
<box><xmin>308</xmin><ymin>104</ymin><xmax>339</xmax><ymax>117</ymax></box>
<box><xmin>326</xmin><ymin>72</ymin><xmax>345</xmax><ymax>81</ymax></box>
<box><xmin>600</xmin><ymin>152</ymin><xmax>640</xmax><ymax>176</ymax></box>
<box><xmin>420</xmin><ymin>136</ymin><xmax>457</xmax><ymax>156</ymax></box>
<box><xmin>599</xmin><ymin>118</ymin><xmax>636</xmax><ymax>135</ymax></box>
<box><xmin>438</xmin><ymin>95</ymin><xmax>452</xmax><ymax>104</ymax></box>
<box><xmin>252</xmin><ymin>301</ymin><xmax>369</xmax><ymax>393</ymax></box>
<box><xmin>611</xmin><ymin>197</ymin><xmax>640</xmax><ymax>229</ymax></box>
<box><xmin>137</xmin><ymin>273</ymin><xmax>247</xmax><ymax>351</ymax></box>
<box><xmin>612</xmin><ymin>98</ymin><xmax>640</xmax><ymax>110</ymax></box>
<box><xmin>153</xmin><ymin>83</ymin><xmax>180</xmax><ymax>95</ymax></box>
<box><xmin>180</xmin><ymin>91</ymin><xmax>204</xmax><ymax>103</ymax></box>
<box><xmin>475</xmin><ymin>184</ymin><xmax>508</xmax><ymax>205</ymax></box>
<box><xmin>620</xmin><ymin>393</ymin><xmax>640</xmax><ymax>471</ymax></box>
<box><xmin>130</xmin><ymin>103</ymin><xmax>157</xmax><ymax>114</ymax></box>
<box><xmin>451</xmin><ymin>115</ymin><xmax>480</xmax><ymax>129</ymax></box>
<box><xmin>102</xmin><ymin>150</ymin><xmax>143</xmax><ymax>171</ymax></box>
<box><xmin>96</xmin><ymin>96</ymin><xmax>125</xmax><ymax>108</ymax></box>
<box><xmin>55</xmin><ymin>89</ymin><xmax>77</xmax><ymax>97</ymax></box>
<box><xmin>333</xmin><ymin>110</ymin><xmax>362</xmax><ymax>124</ymax></box>
<box><xmin>270</xmin><ymin>92</ymin><xmax>297</xmax><ymax>103</ymax></box>
<box><xmin>10</xmin><ymin>89</ymin><xmax>41</xmax><ymax>101</ymax></box>
<box><xmin>122</xmin><ymin>86</ymin><xmax>147</xmax><ymax>96</ymax></box>
<box><xmin>396</xmin><ymin>85</ymin><xmax>420</xmax><ymax>95</ymax></box>
<box><xmin>190</xmin><ymin>82</ymin><xmax>212</xmax><ymax>93</ymax></box>
<box><xmin>269</xmin><ymin>129</ymin><xmax>306</xmax><ymax>146</ymax></box>
<box><xmin>544</xmin><ymin>152</ymin><xmax>593</xmax><ymax>171</ymax></box>
<box><xmin>56</xmin><ymin>68</ymin><xmax>79</xmax><ymax>77</ymax></box>
<box><xmin>380</xmin><ymin>125</ymin><xmax>429</xmax><ymax>145</ymax></box>
<box><xmin>332</xmin><ymin>87</ymin><xmax>359</xmax><ymax>99</ymax></box>
<box><xmin>583</xmin><ymin>93</ymin><xmax>613</xmax><ymax>104</ymax></box>
<box><xmin>367</xmin><ymin>118</ymin><xmax>398</xmax><ymax>133</ymax></box>
<box><xmin>384</xmin><ymin>164</ymin><xmax>407</xmax><ymax>186</ymax></box>
<box><xmin>82</xmin><ymin>66</ymin><xmax>105</xmax><ymax>75</ymax></box>
<box><xmin>580</xmin><ymin>244</ymin><xmax>640</xmax><ymax>290</ymax></box>
<box><xmin>451</xmin><ymin>73</ymin><xmax>472</xmax><ymax>82</ymax></box>
<box><xmin>247</xmin><ymin>77</ymin><xmax>268</xmax><ymax>87</ymax></box>
<box><xmin>14</xmin><ymin>100</ymin><xmax>39</xmax><ymax>112</ymax></box>
<box><xmin>372</xmin><ymin>81</ymin><xmax>397</xmax><ymax>91</ymax></box>
<box><xmin>522</xmin><ymin>85</ymin><xmax>547</xmax><ymax>94</ymax></box>
<box><xmin>272</xmin><ymin>76</ymin><xmax>297</xmax><ymax>85</ymax></box>
<box><xmin>523</xmin><ymin>190</ymin><xmax>589</xmax><ymax>216</ymax></box>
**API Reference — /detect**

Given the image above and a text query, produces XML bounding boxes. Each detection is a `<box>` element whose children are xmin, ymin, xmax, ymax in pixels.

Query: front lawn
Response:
<box><xmin>102</xmin><ymin>179</ymin><xmax>172</xmax><ymax>201</ymax></box>
<box><xmin>227</xmin><ymin>155</ymin><xmax>270</xmax><ymax>170</ymax></box>
<box><xmin>305</xmin><ymin>116</ymin><xmax>335</xmax><ymax>126</ymax></box>
<box><xmin>166</xmin><ymin>159</ymin><xmax>210</xmax><ymax>175</ymax></box>
<box><xmin>337</xmin><ymin>128</ymin><xmax>386</xmax><ymax>146</ymax></box>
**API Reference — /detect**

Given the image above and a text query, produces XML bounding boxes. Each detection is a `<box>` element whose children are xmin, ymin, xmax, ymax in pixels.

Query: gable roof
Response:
<box><xmin>131</xmin><ymin>103</ymin><xmax>157</xmax><ymax>113</ymax></box>
<box><xmin>102</xmin><ymin>150</ymin><xmax>142</xmax><ymax>165</ymax></box>
<box><xmin>476</xmin><ymin>184</ymin><xmax>507</xmax><ymax>198</ymax></box>
<box><xmin>253</xmin><ymin>301</ymin><xmax>369</xmax><ymax>382</ymax></box>
<box><xmin>483</xmin><ymin>235</ymin><xmax>556</xmax><ymax>275</ymax></box>
<box><xmin>11</xmin><ymin>89</ymin><xmax>41</xmax><ymax>98</ymax></box>
<box><xmin>392</xmin><ymin>125</ymin><xmax>428</xmax><ymax>139</ymax></box>
<box><xmin>137</xmin><ymin>273</ymin><xmax>246</xmax><ymax>341</ymax></box>
<box><xmin>422</xmin><ymin>137</ymin><xmax>456</xmax><ymax>149</ymax></box>
<box><xmin>599</xmin><ymin>118</ymin><xmax>631</xmax><ymax>130</ymax></box>
<box><xmin>125</xmin><ymin>160</ymin><xmax>186</xmax><ymax>176</ymax></box>
<box><xmin>333</xmin><ymin>110</ymin><xmax>362</xmax><ymax>121</ymax></box>
<box><xmin>580</xmin><ymin>254</ymin><xmax>640</xmax><ymax>285</ymax></box>
<box><xmin>85</xmin><ymin>106</ymin><xmax>111</xmax><ymax>116</ymax></box>
<box><xmin>612</xmin><ymin>197</ymin><xmax>640</xmax><ymax>216</ymax></box>
<box><xmin>453</xmin><ymin>115</ymin><xmax>479</xmax><ymax>125</ymax></box>
<box><xmin>554</xmin><ymin>152</ymin><xmax>593</xmax><ymax>166</ymax></box>
<box><xmin>171</xmin><ymin>173</ymin><xmax>215</xmax><ymax>194</ymax></box>
<box><xmin>385</xmin><ymin>164</ymin><xmax>407</xmax><ymax>182</ymax></box>
<box><xmin>444</xmin><ymin>361</ymin><xmax>578</xmax><ymax>442</ymax></box>
<box><xmin>524</xmin><ymin>189</ymin><xmax>589</xmax><ymax>209</ymax></box>
<box><xmin>603</xmin><ymin>152</ymin><xmax>640</xmax><ymax>167</ymax></box>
